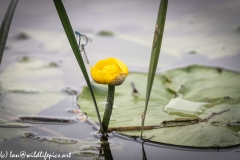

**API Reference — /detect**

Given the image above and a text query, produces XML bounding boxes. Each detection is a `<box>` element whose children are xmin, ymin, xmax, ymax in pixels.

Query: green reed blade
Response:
<box><xmin>53</xmin><ymin>0</ymin><xmax>103</xmax><ymax>134</ymax></box>
<box><xmin>0</xmin><ymin>0</ymin><xmax>19</xmax><ymax>65</ymax></box>
<box><xmin>141</xmin><ymin>0</ymin><xmax>168</xmax><ymax>137</ymax></box>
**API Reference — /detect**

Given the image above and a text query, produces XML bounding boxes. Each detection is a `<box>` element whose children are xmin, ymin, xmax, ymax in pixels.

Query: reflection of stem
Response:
<box><xmin>100</xmin><ymin>136</ymin><xmax>113</xmax><ymax>160</ymax></box>
<box><xmin>142</xmin><ymin>142</ymin><xmax>147</xmax><ymax>160</ymax></box>
<box><xmin>102</xmin><ymin>85</ymin><xmax>115</xmax><ymax>133</ymax></box>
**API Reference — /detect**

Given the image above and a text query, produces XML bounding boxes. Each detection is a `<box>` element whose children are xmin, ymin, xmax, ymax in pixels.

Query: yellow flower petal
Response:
<box><xmin>90</xmin><ymin>58</ymin><xmax>128</xmax><ymax>86</ymax></box>
<box><xmin>116</xmin><ymin>58</ymin><xmax>128</xmax><ymax>73</ymax></box>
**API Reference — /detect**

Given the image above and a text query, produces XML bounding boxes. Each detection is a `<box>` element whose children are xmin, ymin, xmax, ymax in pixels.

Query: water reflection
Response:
<box><xmin>100</xmin><ymin>136</ymin><xmax>113</xmax><ymax>160</ymax></box>
<box><xmin>142</xmin><ymin>142</ymin><xmax>148</xmax><ymax>160</ymax></box>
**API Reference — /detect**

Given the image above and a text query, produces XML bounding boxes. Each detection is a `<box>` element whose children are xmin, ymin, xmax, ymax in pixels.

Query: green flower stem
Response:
<box><xmin>102</xmin><ymin>85</ymin><xmax>115</xmax><ymax>133</ymax></box>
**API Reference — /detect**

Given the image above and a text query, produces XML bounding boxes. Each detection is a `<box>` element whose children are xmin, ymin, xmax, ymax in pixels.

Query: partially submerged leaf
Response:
<box><xmin>78</xmin><ymin>65</ymin><xmax>240</xmax><ymax>147</ymax></box>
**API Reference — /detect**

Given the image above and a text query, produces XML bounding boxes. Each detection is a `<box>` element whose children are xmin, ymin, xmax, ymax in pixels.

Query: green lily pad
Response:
<box><xmin>0</xmin><ymin>58</ymin><xmax>66</xmax><ymax>115</ymax></box>
<box><xmin>77</xmin><ymin>65</ymin><xmax>240</xmax><ymax>148</ymax></box>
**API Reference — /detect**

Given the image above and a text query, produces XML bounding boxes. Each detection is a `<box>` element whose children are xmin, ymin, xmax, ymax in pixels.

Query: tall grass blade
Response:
<box><xmin>53</xmin><ymin>0</ymin><xmax>103</xmax><ymax>134</ymax></box>
<box><xmin>0</xmin><ymin>0</ymin><xmax>19</xmax><ymax>65</ymax></box>
<box><xmin>141</xmin><ymin>0</ymin><xmax>168</xmax><ymax>137</ymax></box>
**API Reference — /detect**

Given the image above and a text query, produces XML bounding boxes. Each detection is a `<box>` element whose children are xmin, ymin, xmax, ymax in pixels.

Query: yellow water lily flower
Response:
<box><xmin>91</xmin><ymin>58</ymin><xmax>128</xmax><ymax>86</ymax></box>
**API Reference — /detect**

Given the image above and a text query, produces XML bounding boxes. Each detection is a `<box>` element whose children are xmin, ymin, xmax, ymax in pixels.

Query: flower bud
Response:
<box><xmin>91</xmin><ymin>58</ymin><xmax>128</xmax><ymax>86</ymax></box>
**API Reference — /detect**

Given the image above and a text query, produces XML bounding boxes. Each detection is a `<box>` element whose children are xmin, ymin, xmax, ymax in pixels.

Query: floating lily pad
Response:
<box><xmin>78</xmin><ymin>65</ymin><xmax>240</xmax><ymax>148</ymax></box>
<box><xmin>0</xmin><ymin>58</ymin><xmax>66</xmax><ymax>115</ymax></box>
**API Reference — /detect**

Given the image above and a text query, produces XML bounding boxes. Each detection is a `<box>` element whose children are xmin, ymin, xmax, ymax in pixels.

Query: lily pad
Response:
<box><xmin>0</xmin><ymin>58</ymin><xmax>66</xmax><ymax>115</ymax></box>
<box><xmin>78</xmin><ymin>65</ymin><xmax>240</xmax><ymax>148</ymax></box>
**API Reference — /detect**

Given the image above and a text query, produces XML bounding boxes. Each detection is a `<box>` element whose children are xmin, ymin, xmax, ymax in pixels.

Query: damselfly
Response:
<box><xmin>74</xmin><ymin>31</ymin><xmax>93</xmax><ymax>46</ymax></box>
<box><xmin>74</xmin><ymin>31</ymin><xmax>93</xmax><ymax>65</ymax></box>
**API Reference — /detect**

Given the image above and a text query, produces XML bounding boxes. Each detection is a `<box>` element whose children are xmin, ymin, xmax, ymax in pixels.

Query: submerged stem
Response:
<box><xmin>100</xmin><ymin>138</ymin><xmax>113</xmax><ymax>160</ymax></box>
<box><xmin>102</xmin><ymin>85</ymin><xmax>115</xmax><ymax>133</ymax></box>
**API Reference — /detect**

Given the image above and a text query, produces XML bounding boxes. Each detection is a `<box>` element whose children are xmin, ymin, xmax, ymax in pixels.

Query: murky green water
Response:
<box><xmin>0</xmin><ymin>0</ymin><xmax>240</xmax><ymax>159</ymax></box>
